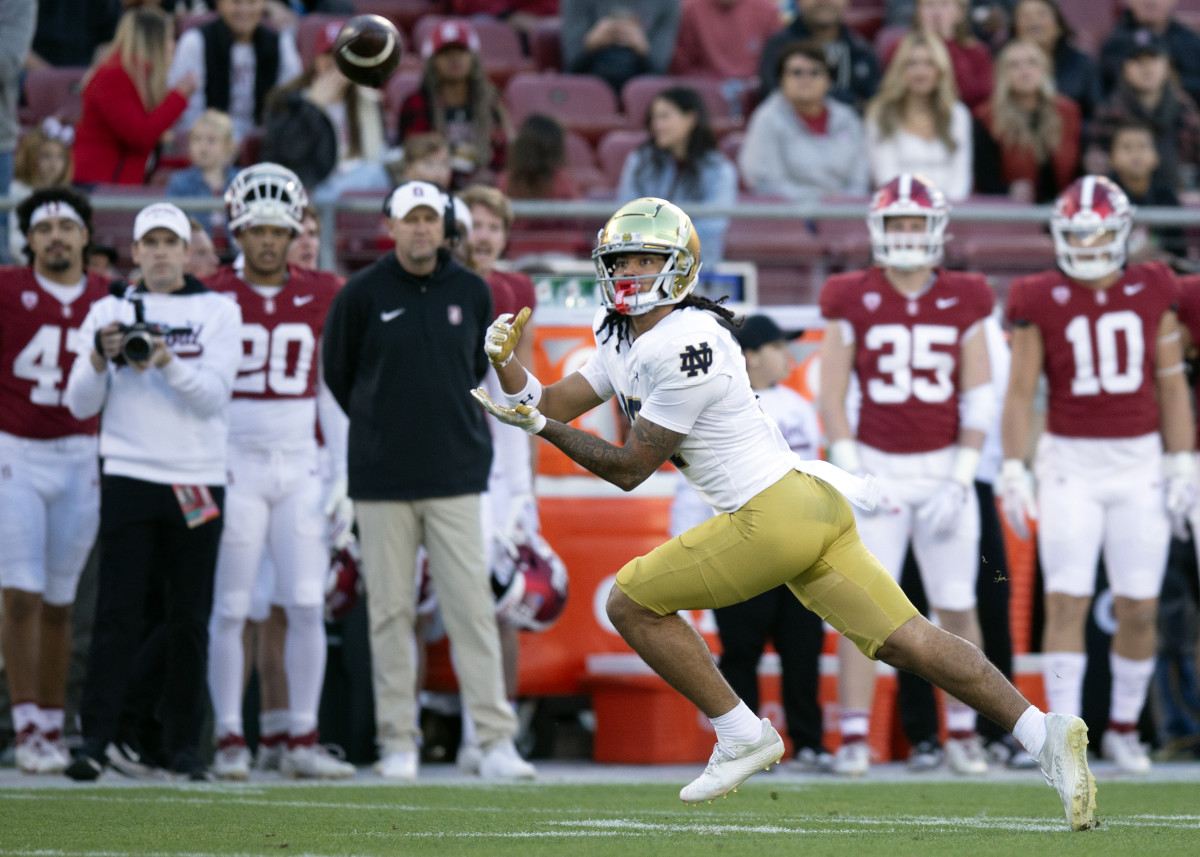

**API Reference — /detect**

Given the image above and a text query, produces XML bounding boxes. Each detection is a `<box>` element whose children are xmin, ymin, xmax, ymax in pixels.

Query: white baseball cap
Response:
<box><xmin>133</xmin><ymin>202</ymin><xmax>191</xmax><ymax>243</ymax></box>
<box><xmin>387</xmin><ymin>181</ymin><xmax>446</xmax><ymax>220</ymax></box>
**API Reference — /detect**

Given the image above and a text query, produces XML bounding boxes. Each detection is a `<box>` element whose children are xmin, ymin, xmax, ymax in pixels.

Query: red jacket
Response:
<box><xmin>73</xmin><ymin>55</ymin><xmax>188</xmax><ymax>185</ymax></box>
<box><xmin>974</xmin><ymin>95</ymin><xmax>1081</xmax><ymax>198</ymax></box>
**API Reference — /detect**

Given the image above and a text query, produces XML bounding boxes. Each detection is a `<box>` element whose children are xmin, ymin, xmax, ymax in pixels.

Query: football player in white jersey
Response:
<box><xmin>204</xmin><ymin>164</ymin><xmax>353</xmax><ymax>780</ymax></box>
<box><xmin>0</xmin><ymin>188</ymin><xmax>109</xmax><ymax>774</ymax></box>
<box><xmin>473</xmin><ymin>197</ymin><xmax>1096</xmax><ymax>831</ymax></box>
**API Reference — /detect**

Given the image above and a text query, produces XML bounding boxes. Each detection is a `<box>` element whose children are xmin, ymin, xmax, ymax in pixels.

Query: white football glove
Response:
<box><xmin>827</xmin><ymin>438</ymin><xmax>886</xmax><ymax>516</ymax></box>
<box><xmin>471</xmin><ymin>387</ymin><xmax>546</xmax><ymax>435</ymax></box>
<box><xmin>1163</xmin><ymin>451</ymin><xmax>1197</xmax><ymax>540</ymax></box>
<box><xmin>997</xmin><ymin>459</ymin><xmax>1037</xmax><ymax>540</ymax></box>
<box><xmin>484</xmin><ymin>306</ymin><xmax>531</xmax><ymax>369</ymax></box>
<box><xmin>323</xmin><ymin>475</ymin><xmax>355</xmax><ymax>550</ymax></box>
<box><xmin>917</xmin><ymin>480</ymin><xmax>970</xmax><ymax>539</ymax></box>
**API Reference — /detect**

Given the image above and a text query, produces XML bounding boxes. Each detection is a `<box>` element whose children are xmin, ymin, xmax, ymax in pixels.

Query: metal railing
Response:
<box><xmin>5</xmin><ymin>193</ymin><xmax>1200</xmax><ymax>273</ymax></box>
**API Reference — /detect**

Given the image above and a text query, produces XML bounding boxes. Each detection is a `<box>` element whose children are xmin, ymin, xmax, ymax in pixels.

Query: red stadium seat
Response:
<box><xmin>18</xmin><ymin>66</ymin><xmax>86</xmax><ymax>128</ymax></box>
<box><xmin>334</xmin><ymin>189</ymin><xmax>393</xmax><ymax>272</ymax></box>
<box><xmin>563</xmin><ymin>130</ymin><xmax>608</xmax><ymax>194</ymax></box>
<box><xmin>620</xmin><ymin>75</ymin><xmax>740</xmax><ymax>135</ymax></box>
<box><xmin>350</xmin><ymin>0</ymin><xmax>437</xmax><ymax>35</ymax></box>
<box><xmin>411</xmin><ymin>17</ymin><xmax>533</xmax><ymax>86</ymax></box>
<box><xmin>178</xmin><ymin>12</ymin><xmax>218</xmax><ymax>34</ymax></box>
<box><xmin>1057</xmin><ymin>0</ymin><xmax>1120</xmax><ymax>54</ymax></box>
<box><xmin>874</xmin><ymin>24</ymin><xmax>908</xmax><ymax>68</ymax></box>
<box><xmin>594</xmin><ymin>129</ymin><xmax>648</xmax><ymax>186</ymax></box>
<box><xmin>89</xmin><ymin>185</ymin><xmax>168</xmax><ymax>271</ymax></box>
<box><xmin>295</xmin><ymin>14</ymin><xmax>349</xmax><ymax>69</ymax></box>
<box><xmin>504</xmin><ymin>73</ymin><xmax>623</xmax><ymax>144</ymax></box>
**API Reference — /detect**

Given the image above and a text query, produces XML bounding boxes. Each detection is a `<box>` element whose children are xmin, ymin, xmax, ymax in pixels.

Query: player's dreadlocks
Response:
<box><xmin>595</xmin><ymin>294</ymin><xmax>739</xmax><ymax>351</ymax></box>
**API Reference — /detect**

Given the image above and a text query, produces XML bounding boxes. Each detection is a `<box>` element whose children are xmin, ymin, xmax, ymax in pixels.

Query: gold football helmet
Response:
<box><xmin>592</xmin><ymin>197</ymin><xmax>701</xmax><ymax>316</ymax></box>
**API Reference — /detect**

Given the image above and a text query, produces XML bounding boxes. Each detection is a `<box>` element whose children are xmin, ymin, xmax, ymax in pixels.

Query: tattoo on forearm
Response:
<box><xmin>539</xmin><ymin>418</ymin><xmax>683</xmax><ymax>489</ymax></box>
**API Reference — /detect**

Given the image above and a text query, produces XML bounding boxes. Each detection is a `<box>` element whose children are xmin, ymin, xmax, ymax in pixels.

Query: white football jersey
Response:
<box><xmin>580</xmin><ymin>307</ymin><xmax>796</xmax><ymax>514</ymax></box>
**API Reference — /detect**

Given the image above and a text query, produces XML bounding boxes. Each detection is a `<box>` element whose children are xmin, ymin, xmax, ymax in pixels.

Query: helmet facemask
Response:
<box><xmin>225</xmin><ymin>162</ymin><xmax>309</xmax><ymax>236</ymax></box>
<box><xmin>1052</xmin><ymin>216</ymin><xmax>1130</xmax><ymax>281</ymax></box>
<box><xmin>868</xmin><ymin>209</ymin><xmax>947</xmax><ymax>271</ymax></box>
<box><xmin>592</xmin><ymin>198</ymin><xmax>701</xmax><ymax>316</ymax></box>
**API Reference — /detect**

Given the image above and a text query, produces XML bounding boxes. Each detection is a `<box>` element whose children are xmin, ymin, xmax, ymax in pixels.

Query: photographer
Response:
<box><xmin>62</xmin><ymin>203</ymin><xmax>242</xmax><ymax>781</ymax></box>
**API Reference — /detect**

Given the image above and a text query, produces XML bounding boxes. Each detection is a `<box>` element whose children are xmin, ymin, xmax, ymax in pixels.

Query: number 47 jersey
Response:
<box><xmin>820</xmin><ymin>268</ymin><xmax>994</xmax><ymax>453</ymax></box>
<box><xmin>206</xmin><ymin>265</ymin><xmax>342</xmax><ymax>451</ymax></box>
<box><xmin>1005</xmin><ymin>261</ymin><xmax>1179</xmax><ymax>439</ymax></box>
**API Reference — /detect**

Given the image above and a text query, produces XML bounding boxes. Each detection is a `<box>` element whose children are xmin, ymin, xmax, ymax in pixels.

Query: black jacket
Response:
<box><xmin>1100</xmin><ymin>12</ymin><xmax>1200</xmax><ymax>107</ymax></box>
<box><xmin>758</xmin><ymin>20</ymin><xmax>879</xmax><ymax>108</ymax></box>
<box><xmin>323</xmin><ymin>248</ymin><xmax>494</xmax><ymax>500</ymax></box>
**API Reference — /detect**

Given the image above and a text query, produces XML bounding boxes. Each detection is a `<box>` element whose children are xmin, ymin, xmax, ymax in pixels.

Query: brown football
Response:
<box><xmin>332</xmin><ymin>14</ymin><xmax>402</xmax><ymax>89</ymax></box>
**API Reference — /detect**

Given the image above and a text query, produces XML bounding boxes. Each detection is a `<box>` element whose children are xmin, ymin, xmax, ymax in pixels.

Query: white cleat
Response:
<box><xmin>1101</xmin><ymin>729</ymin><xmax>1151</xmax><ymax>775</ymax></box>
<box><xmin>945</xmin><ymin>735</ymin><xmax>989</xmax><ymax>775</ymax></box>
<box><xmin>1036</xmin><ymin>713</ymin><xmax>1097</xmax><ymax>831</ymax></box>
<box><xmin>14</xmin><ymin>736</ymin><xmax>43</xmax><ymax>774</ymax></box>
<box><xmin>254</xmin><ymin>742</ymin><xmax>285</xmax><ymax>773</ymax></box>
<box><xmin>832</xmin><ymin>740</ymin><xmax>870</xmax><ymax>776</ymax></box>
<box><xmin>679</xmin><ymin>719</ymin><xmax>784</xmax><ymax>803</ymax></box>
<box><xmin>212</xmin><ymin>740</ymin><xmax>251</xmax><ymax>781</ymax></box>
<box><xmin>281</xmin><ymin>744</ymin><xmax>355</xmax><ymax>779</ymax></box>
<box><xmin>375</xmin><ymin>750</ymin><xmax>418</xmax><ymax>781</ymax></box>
<box><xmin>36</xmin><ymin>732</ymin><xmax>70</xmax><ymax>775</ymax></box>
<box><xmin>479</xmin><ymin>740</ymin><xmax>536</xmax><ymax>780</ymax></box>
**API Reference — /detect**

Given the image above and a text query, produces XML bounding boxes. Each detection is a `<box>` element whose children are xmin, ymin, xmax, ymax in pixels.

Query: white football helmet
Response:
<box><xmin>225</xmin><ymin>162</ymin><xmax>309</xmax><ymax>235</ymax></box>
<box><xmin>1051</xmin><ymin>175</ymin><xmax>1132</xmax><ymax>281</ymax></box>
<box><xmin>867</xmin><ymin>173</ymin><xmax>949</xmax><ymax>270</ymax></box>
<box><xmin>592</xmin><ymin>197</ymin><xmax>701</xmax><ymax>316</ymax></box>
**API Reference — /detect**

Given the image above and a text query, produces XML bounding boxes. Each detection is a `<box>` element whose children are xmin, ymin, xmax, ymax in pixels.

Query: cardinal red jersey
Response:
<box><xmin>1006</xmin><ymin>262</ymin><xmax>1179</xmax><ymax>439</ymax></box>
<box><xmin>0</xmin><ymin>267</ymin><xmax>110</xmax><ymax>439</ymax></box>
<box><xmin>206</xmin><ymin>264</ymin><xmax>340</xmax><ymax>401</ymax></box>
<box><xmin>487</xmin><ymin>269</ymin><xmax>537</xmax><ymax>319</ymax></box>
<box><xmin>820</xmin><ymin>267</ymin><xmax>994</xmax><ymax>453</ymax></box>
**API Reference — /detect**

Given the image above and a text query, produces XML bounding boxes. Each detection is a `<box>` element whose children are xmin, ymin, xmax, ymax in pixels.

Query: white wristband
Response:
<box><xmin>950</xmin><ymin>446</ymin><xmax>982</xmax><ymax>486</ymax></box>
<box><xmin>1163</xmin><ymin>450</ymin><xmax>1196</xmax><ymax>479</ymax></box>
<box><xmin>828</xmin><ymin>438</ymin><xmax>863</xmax><ymax>474</ymax></box>
<box><xmin>1000</xmin><ymin>458</ymin><xmax>1027</xmax><ymax>482</ymax></box>
<box><xmin>502</xmin><ymin>369</ymin><xmax>543</xmax><ymax>409</ymax></box>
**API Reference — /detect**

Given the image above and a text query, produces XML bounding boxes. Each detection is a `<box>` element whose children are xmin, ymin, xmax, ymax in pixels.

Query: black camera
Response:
<box><xmin>105</xmin><ymin>282</ymin><xmax>193</xmax><ymax>365</ymax></box>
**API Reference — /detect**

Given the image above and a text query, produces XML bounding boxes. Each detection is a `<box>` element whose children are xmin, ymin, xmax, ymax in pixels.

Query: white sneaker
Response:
<box><xmin>906</xmin><ymin>740</ymin><xmax>943</xmax><ymax>772</ymax></box>
<box><xmin>832</xmin><ymin>740</ymin><xmax>870</xmax><ymax>776</ymax></box>
<box><xmin>375</xmin><ymin>750</ymin><xmax>418</xmax><ymax>781</ymax></box>
<box><xmin>213</xmin><ymin>739</ymin><xmax>251</xmax><ymax>781</ymax></box>
<box><xmin>479</xmin><ymin>740</ymin><xmax>536</xmax><ymax>780</ymax></box>
<box><xmin>679</xmin><ymin>719</ymin><xmax>784</xmax><ymax>803</ymax></box>
<box><xmin>1102</xmin><ymin>728</ymin><xmax>1151</xmax><ymax>775</ymax></box>
<box><xmin>282</xmin><ymin>743</ymin><xmax>356</xmax><ymax>779</ymax></box>
<box><xmin>456</xmin><ymin>741</ymin><xmax>483</xmax><ymax>775</ymax></box>
<box><xmin>36</xmin><ymin>732</ymin><xmax>69</xmax><ymax>774</ymax></box>
<box><xmin>254</xmin><ymin>742</ymin><xmax>285</xmax><ymax>772</ymax></box>
<box><xmin>14</xmin><ymin>731</ymin><xmax>43</xmax><ymax>774</ymax></box>
<box><xmin>945</xmin><ymin>735</ymin><xmax>989</xmax><ymax>775</ymax></box>
<box><xmin>1035</xmin><ymin>713</ymin><xmax>1097</xmax><ymax>831</ymax></box>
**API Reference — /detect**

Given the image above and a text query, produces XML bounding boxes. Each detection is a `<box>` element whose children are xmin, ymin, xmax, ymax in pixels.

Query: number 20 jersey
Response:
<box><xmin>820</xmin><ymin>268</ymin><xmax>994</xmax><ymax>453</ymax></box>
<box><xmin>1006</xmin><ymin>261</ymin><xmax>1178</xmax><ymax>439</ymax></box>
<box><xmin>0</xmin><ymin>267</ymin><xmax>111</xmax><ymax>439</ymax></box>
<box><xmin>205</xmin><ymin>265</ymin><xmax>341</xmax><ymax>451</ymax></box>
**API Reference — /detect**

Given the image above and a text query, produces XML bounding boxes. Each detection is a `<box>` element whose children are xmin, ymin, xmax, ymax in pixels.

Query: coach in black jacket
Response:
<box><xmin>322</xmin><ymin>181</ymin><xmax>531</xmax><ymax>782</ymax></box>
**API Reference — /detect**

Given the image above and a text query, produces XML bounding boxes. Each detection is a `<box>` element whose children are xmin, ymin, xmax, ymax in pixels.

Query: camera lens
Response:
<box><xmin>121</xmin><ymin>331</ymin><xmax>153</xmax><ymax>364</ymax></box>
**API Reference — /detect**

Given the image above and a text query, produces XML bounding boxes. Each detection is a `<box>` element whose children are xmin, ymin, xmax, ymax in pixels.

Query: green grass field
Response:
<box><xmin>2</xmin><ymin>772</ymin><xmax>1199</xmax><ymax>857</ymax></box>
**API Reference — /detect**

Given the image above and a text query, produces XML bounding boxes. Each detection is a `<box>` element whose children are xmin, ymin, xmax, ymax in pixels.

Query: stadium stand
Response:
<box><xmin>619</xmin><ymin>75</ymin><xmax>742</xmax><ymax>135</ymax></box>
<box><xmin>504</xmin><ymin>73</ymin><xmax>624</xmax><ymax>144</ymax></box>
<box><xmin>17</xmin><ymin>66</ymin><xmax>86</xmax><ymax>128</ymax></box>
<box><xmin>594</xmin><ymin>129</ymin><xmax>648</xmax><ymax>187</ymax></box>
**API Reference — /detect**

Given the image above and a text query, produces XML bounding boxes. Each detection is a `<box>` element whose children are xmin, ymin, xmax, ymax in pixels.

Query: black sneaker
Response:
<box><xmin>106</xmin><ymin>742</ymin><xmax>160</xmax><ymax>779</ymax></box>
<box><xmin>907</xmin><ymin>740</ymin><xmax>943</xmax><ymax>772</ymax></box>
<box><xmin>64</xmin><ymin>754</ymin><xmax>104</xmax><ymax>782</ymax></box>
<box><xmin>168</xmin><ymin>748</ymin><xmax>212</xmax><ymax>782</ymax></box>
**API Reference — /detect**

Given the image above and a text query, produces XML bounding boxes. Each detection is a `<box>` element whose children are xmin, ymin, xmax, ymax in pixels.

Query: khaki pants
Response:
<box><xmin>356</xmin><ymin>495</ymin><xmax>516</xmax><ymax>755</ymax></box>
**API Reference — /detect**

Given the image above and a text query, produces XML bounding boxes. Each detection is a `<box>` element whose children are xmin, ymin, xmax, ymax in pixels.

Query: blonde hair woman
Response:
<box><xmin>911</xmin><ymin>0</ymin><xmax>994</xmax><ymax>109</ymax></box>
<box><xmin>73</xmin><ymin>7</ymin><xmax>197</xmax><ymax>184</ymax></box>
<box><xmin>867</xmin><ymin>30</ymin><xmax>973</xmax><ymax>200</ymax></box>
<box><xmin>973</xmin><ymin>39</ymin><xmax>1081</xmax><ymax>202</ymax></box>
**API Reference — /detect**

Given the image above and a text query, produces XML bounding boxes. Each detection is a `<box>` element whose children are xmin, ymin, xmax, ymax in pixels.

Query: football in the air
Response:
<box><xmin>332</xmin><ymin>14</ymin><xmax>402</xmax><ymax>89</ymax></box>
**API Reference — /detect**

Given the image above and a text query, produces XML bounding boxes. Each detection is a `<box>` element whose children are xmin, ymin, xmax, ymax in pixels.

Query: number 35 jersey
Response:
<box><xmin>579</xmin><ymin>307</ymin><xmax>797</xmax><ymax>515</ymax></box>
<box><xmin>1006</xmin><ymin>261</ymin><xmax>1179</xmax><ymax>439</ymax></box>
<box><xmin>820</xmin><ymin>268</ymin><xmax>994</xmax><ymax>453</ymax></box>
<box><xmin>206</xmin><ymin>265</ymin><xmax>341</xmax><ymax>452</ymax></box>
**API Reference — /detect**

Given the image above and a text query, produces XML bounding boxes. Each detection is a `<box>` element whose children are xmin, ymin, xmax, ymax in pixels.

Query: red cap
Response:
<box><xmin>313</xmin><ymin>20</ymin><xmax>346</xmax><ymax>57</ymax></box>
<box><xmin>422</xmin><ymin>19</ymin><xmax>480</xmax><ymax>59</ymax></box>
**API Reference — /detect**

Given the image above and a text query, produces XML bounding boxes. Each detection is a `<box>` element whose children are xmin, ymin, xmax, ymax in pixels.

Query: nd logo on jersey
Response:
<box><xmin>679</xmin><ymin>342</ymin><xmax>713</xmax><ymax>377</ymax></box>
